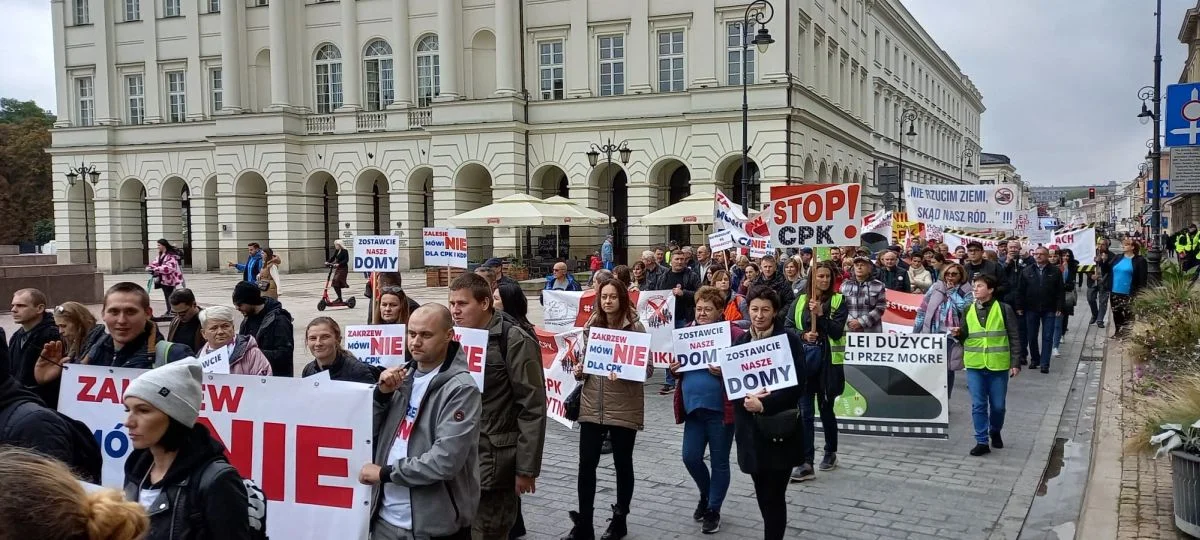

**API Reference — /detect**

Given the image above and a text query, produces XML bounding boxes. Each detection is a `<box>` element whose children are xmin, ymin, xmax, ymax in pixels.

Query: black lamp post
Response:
<box><xmin>1137</xmin><ymin>0</ymin><xmax>1163</xmax><ymax>283</ymax></box>
<box><xmin>586</xmin><ymin>138</ymin><xmax>633</xmax><ymax>261</ymax></box>
<box><xmin>740</xmin><ymin>0</ymin><xmax>774</xmax><ymax>212</ymax></box>
<box><xmin>959</xmin><ymin>148</ymin><xmax>976</xmax><ymax>183</ymax></box>
<box><xmin>896</xmin><ymin>108</ymin><xmax>918</xmax><ymax>210</ymax></box>
<box><xmin>64</xmin><ymin>163</ymin><xmax>101</xmax><ymax>264</ymax></box>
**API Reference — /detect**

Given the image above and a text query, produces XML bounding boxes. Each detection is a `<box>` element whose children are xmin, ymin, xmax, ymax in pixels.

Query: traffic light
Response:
<box><xmin>1088</xmin><ymin>187</ymin><xmax>1095</xmax><ymax>199</ymax></box>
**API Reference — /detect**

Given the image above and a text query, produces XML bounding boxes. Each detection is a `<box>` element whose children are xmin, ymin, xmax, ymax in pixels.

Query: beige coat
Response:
<box><xmin>576</xmin><ymin>314</ymin><xmax>652</xmax><ymax>431</ymax></box>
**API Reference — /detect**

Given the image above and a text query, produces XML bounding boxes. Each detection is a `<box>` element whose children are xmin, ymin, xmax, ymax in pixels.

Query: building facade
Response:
<box><xmin>1174</xmin><ymin>2</ymin><xmax>1200</xmax><ymax>230</ymax></box>
<box><xmin>976</xmin><ymin>152</ymin><xmax>1031</xmax><ymax>210</ymax></box>
<box><xmin>48</xmin><ymin>0</ymin><xmax>985</xmax><ymax>272</ymax></box>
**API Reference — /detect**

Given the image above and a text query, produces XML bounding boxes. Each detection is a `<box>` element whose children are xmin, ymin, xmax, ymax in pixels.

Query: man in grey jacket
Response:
<box><xmin>359</xmin><ymin>304</ymin><xmax>482</xmax><ymax>540</ymax></box>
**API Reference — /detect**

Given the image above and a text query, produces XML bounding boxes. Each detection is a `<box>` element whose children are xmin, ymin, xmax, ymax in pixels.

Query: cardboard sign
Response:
<box><xmin>834</xmin><ymin>332</ymin><xmax>949</xmax><ymax>439</ymax></box>
<box><xmin>537</xmin><ymin>327</ymin><xmax>584</xmax><ymax>428</ymax></box>
<box><xmin>59</xmin><ymin>365</ymin><xmax>374</xmax><ymax>539</ymax></box>
<box><xmin>708</xmin><ymin>230</ymin><xmax>736</xmax><ymax>251</ymax></box>
<box><xmin>747</xmin><ymin>236</ymin><xmax>774</xmax><ymax>259</ymax></box>
<box><xmin>766</xmin><ymin>184</ymin><xmax>862</xmax><ymax>248</ymax></box>
<box><xmin>582</xmin><ymin>327</ymin><xmax>652</xmax><ymax>382</ymax></box>
<box><xmin>672</xmin><ymin>322</ymin><xmax>731</xmax><ymax>372</ymax></box>
<box><xmin>351</xmin><ymin>235</ymin><xmax>400</xmax><ymax>272</ymax></box>
<box><xmin>1012</xmin><ymin>209</ymin><xmax>1041</xmax><ymax>235</ymax></box>
<box><xmin>344</xmin><ymin>325</ymin><xmax>406</xmax><ymax>369</ymax></box>
<box><xmin>423</xmin><ymin>228</ymin><xmax>469</xmax><ymax>268</ymax></box>
<box><xmin>452</xmin><ymin>327</ymin><xmax>489</xmax><ymax>391</ymax></box>
<box><xmin>904</xmin><ymin>182</ymin><xmax>1018</xmax><ymax>229</ymax></box>
<box><xmin>541</xmin><ymin>289</ymin><xmax>675</xmax><ymax>368</ymax></box>
<box><xmin>718</xmin><ymin>334</ymin><xmax>797</xmax><ymax>399</ymax></box>
<box><xmin>198</xmin><ymin>346</ymin><xmax>230</xmax><ymax>374</ymax></box>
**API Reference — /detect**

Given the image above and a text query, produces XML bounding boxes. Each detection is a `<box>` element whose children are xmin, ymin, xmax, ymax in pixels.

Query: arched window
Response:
<box><xmin>364</xmin><ymin>39</ymin><xmax>394</xmax><ymax>111</ymax></box>
<box><xmin>415</xmin><ymin>35</ymin><xmax>441</xmax><ymax>108</ymax></box>
<box><xmin>314</xmin><ymin>44</ymin><xmax>343</xmax><ymax>113</ymax></box>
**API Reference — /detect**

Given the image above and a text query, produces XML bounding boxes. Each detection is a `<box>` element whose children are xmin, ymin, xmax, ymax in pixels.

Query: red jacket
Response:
<box><xmin>673</xmin><ymin>324</ymin><xmax>745</xmax><ymax>425</ymax></box>
<box><xmin>589</xmin><ymin>256</ymin><xmax>602</xmax><ymax>271</ymax></box>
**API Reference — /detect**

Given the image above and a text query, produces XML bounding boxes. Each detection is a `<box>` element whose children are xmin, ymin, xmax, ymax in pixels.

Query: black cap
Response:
<box><xmin>483</xmin><ymin>258</ymin><xmax>504</xmax><ymax>268</ymax></box>
<box><xmin>233</xmin><ymin>281</ymin><xmax>265</xmax><ymax>306</ymax></box>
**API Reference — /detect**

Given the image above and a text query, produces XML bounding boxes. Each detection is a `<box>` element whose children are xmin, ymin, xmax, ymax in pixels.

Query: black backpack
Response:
<box><xmin>0</xmin><ymin>401</ymin><xmax>102</xmax><ymax>484</ymax></box>
<box><xmin>188</xmin><ymin>459</ymin><xmax>269</xmax><ymax>540</ymax></box>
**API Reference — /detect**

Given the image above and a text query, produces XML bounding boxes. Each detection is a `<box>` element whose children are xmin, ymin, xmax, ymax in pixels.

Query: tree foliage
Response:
<box><xmin>0</xmin><ymin>99</ymin><xmax>54</xmax><ymax>244</ymax></box>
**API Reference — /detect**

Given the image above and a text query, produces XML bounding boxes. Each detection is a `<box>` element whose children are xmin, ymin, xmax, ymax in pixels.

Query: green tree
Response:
<box><xmin>0</xmin><ymin>99</ymin><xmax>54</xmax><ymax>244</ymax></box>
<box><xmin>33</xmin><ymin>219</ymin><xmax>55</xmax><ymax>246</ymax></box>
<box><xmin>0</xmin><ymin>98</ymin><xmax>55</xmax><ymax>126</ymax></box>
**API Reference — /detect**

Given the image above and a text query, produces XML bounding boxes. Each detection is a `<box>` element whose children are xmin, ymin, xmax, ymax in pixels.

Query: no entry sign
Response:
<box><xmin>766</xmin><ymin>184</ymin><xmax>862</xmax><ymax>248</ymax></box>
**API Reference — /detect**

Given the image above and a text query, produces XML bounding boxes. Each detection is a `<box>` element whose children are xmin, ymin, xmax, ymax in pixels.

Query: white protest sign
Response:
<box><xmin>307</xmin><ymin>369</ymin><xmax>332</xmax><ymax>381</ymax></box>
<box><xmin>1027</xmin><ymin>229</ymin><xmax>1053</xmax><ymax>247</ymax></box>
<box><xmin>537</xmin><ymin>327</ymin><xmax>584</xmax><ymax>429</ymax></box>
<box><xmin>718</xmin><ymin>334</ymin><xmax>797</xmax><ymax>399</ymax></box>
<box><xmin>904</xmin><ymin>181</ymin><xmax>1018</xmax><ymax>229</ymax></box>
<box><xmin>634</xmin><ymin>289</ymin><xmax>677</xmax><ymax>367</ymax></box>
<box><xmin>672</xmin><ymin>322</ymin><xmax>732</xmax><ymax>372</ymax></box>
<box><xmin>942</xmin><ymin>227</ymin><xmax>1097</xmax><ymax>266</ymax></box>
<box><xmin>423</xmin><ymin>227</ymin><xmax>469</xmax><ymax>268</ymax></box>
<box><xmin>708</xmin><ymin>230</ymin><xmax>735</xmax><ymax>251</ymax></box>
<box><xmin>453</xmin><ymin>327</ymin><xmax>489</xmax><ymax>391</ymax></box>
<box><xmin>1012</xmin><ymin>209</ymin><xmax>1041</xmax><ymax>235</ymax></box>
<box><xmin>747</xmin><ymin>236</ymin><xmax>774</xmax><ymax>259</ymax></box>
<box><xmin>344</xmin><ymin>325</ymin><xmax>406</xmax><ymax>369</ymax></box>
<box><xmin>836</xmin><ymin>332</ymin><xmax>949</xmax><ymax>439</ymax></box>
<box><xmin>766</xmin><ymin>184</ymin><xmax>862</xmax><ymax>248</ymax></box>
<box><xmin>198</xmin><ymin>346</ymin><xmax>230</xmax><ymax>374</ymax></box>
<box><xmin>351</xmin><ymin>235</ymin><xmax>400</xmax><ymax>272</ymax></box>
<box><xmin>582</xmin><ymin>327</ymin><xmax>652</xmax><ymax>382</ymax></box>
<box><xmin>58</xmin><ymin>365</ymin><xmax>374</xmax><ymax>539</ymax></box>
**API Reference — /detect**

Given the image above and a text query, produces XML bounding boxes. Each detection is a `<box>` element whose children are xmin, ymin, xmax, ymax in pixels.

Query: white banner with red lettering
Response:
<box><xmin>541</xmin><ymin>289</ymin><xmax>675</xmax><ymax>367</ymax></box>
<box><xmin>345</xmin><ymin>324</ymin><xmax>406</xmax><ymax>368</ymax></box>
<box><xmin>766</xmin><ymin>184</ymin><xmax>863</xmax><ymax>248</ymax></box>
<box><xmin>453</xmin><ymin>327</ymin><xmax>489</xmax><ymax>391</ymax></box>
<box><xmin>535</xmin><ymin>327</ymin><xmax>584</xmax><ymax>428</ymax></box>
<box><xmin>58</xmin><ymin>365</ymin><xmax>373</xmax><ymax>540</ymax></box>
<box><xmin>883</xmin><ymin>289</ymin><xmax>924</xmax><ymax>334</ymax></box>
<box><xmin>941</xmin><ymin>227</ymin><xmax>1096</xmax><ymax>266</ymax></box>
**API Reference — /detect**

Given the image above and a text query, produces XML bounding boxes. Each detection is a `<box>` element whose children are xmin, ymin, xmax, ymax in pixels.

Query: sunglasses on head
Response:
<box><xmin>53</xmin><ymin>305</ymin><xmax>67</xmax><ymax>314</ymax></box>
<box><xmin>379</xmin><ymin>285</ymin><xmax>404</xmax><ymax>295</ymax></box>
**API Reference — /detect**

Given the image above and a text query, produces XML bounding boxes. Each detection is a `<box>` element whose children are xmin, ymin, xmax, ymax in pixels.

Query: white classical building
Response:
<box><xmin>48</xmin><ymin>0</ymin><xmax>984</xmax><ymax>272</ymax></box>
<box><xmin>977</xmin><ymin>152</ymin><xmax>1032</xmax><ymax>210</ymax></box>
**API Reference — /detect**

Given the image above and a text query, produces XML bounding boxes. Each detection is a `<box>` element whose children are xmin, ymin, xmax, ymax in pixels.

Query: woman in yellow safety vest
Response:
<box><xmin>783</xmin><ymin>261</ymin><xmax>848</xmax><ymax>478</ymax></box>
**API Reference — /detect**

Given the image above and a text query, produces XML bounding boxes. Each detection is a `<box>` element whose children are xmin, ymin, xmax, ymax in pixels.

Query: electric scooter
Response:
<box><xmin>316</xmin><ymin>263</ymin><xmax>356</xmax><ymax>311</ymax></box>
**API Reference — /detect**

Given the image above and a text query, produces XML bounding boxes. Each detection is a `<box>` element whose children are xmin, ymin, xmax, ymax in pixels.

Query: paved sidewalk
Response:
<box><xmin>2</xmin><ymin>272</ymin><xmax>1098</xmax><ymax>539</ymax></box>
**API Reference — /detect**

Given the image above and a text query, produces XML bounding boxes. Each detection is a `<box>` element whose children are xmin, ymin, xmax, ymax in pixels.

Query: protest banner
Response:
<box><xmin>717</xmin><ymin>334</ymin><xmax>797</xmax><ymax>399</ymax></box>
<box><xmin>708</xmin><ymin>230</ymin><xmax>735</xmax><ymax>251</ymax></box>
<box><xmin>58</xmin><ymin>365</ymin><xmax>374</xmax><ymax>538</ymax></box>
<box><xmin>941</xmin><ymin>226</ymin><xmax>1097</xmax><ymax>266</ymax></box>
<box><xmin>1012</xmin><ymin>209</ymin><xmax>1041</xmax><ymax>236</ymax></box>
<box><xmin>452</xmin><ymin>327</ymin><xmax>489</xmax><ymax>391</ymax></box>
<box><xmin>536</xmin><ymin>327</ymin><xmax>584</xmax><ymax>428</ymax></box>
<box><xmin>198</xmin><ymin>345</ymin><xmax>230</xmax><ymax>374</ymax></box>
<box><xmin>746</xmin><ymin>236</ymin><xmax>773</xmax><ymax>259</ymax></box>
<box><xmin>1027</xmin><ymin>229</ymin><xmax>1053</xmax><ymax>247</ymax></box>
<box><xmin>904</xmin><ymin>181</ymin><xmax>1019</xmax><ymax>229</ymax></box>
<box><xmin>861</xmin><ymin>209</ymin><xmax>893</xmax><ymax>242</ymax></box>
<box><xmin>831</xmin><ymin>332</ymin><xmax>949</xmax><ymax>439</ymax></box>
<box><xmin>672</xmin><ymin>322</ymin><xmax>731</xmax><ymax>372</ymax></box>
<box><xmin>882</xmin><ymin>289</ymin><xmax>923</xmax><ymax>334</ymax></box>
<box><xmin>541</xmin><ymin>289</ymin><xmax>675</xmax><ymax>367</ymax></box>
<box><xmin>344</xmin><ymin>325</ymin><xmax>406</xmax><ymax>369</ymax></box>
<box><xmin>713</xmin><ymin>189</ymin><xmax>750</xmax><ymax>236</ymax></box>
<box><xmin>582</xmin><ymin>327</ymin><xmax>652</xmax><ymax>382</ymax></box>
<box><xmin>351</xmin><ymin>235</ymin><xmax>400</xmax><ymax>272</ymax></box>
<box><xmin>422</xmin><ymin>227</ymin><xmax>469</xmax><ymax>268</ymax></box>
<box><xmin>766</xmin><ymin>184</ymin><xmax>862</xmax><ymax>248</ymax></box>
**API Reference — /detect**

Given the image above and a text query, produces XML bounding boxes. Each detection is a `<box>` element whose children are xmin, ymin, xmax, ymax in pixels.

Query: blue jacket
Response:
<box><xmin>235</xmin><ymin>252</ymin><xmax>263</xmax><ymax>283</ymax></box>
<box><xmin>543</xmin><ymin>273</ymin><xmax>581</xmax><ymax>291</ymax></box>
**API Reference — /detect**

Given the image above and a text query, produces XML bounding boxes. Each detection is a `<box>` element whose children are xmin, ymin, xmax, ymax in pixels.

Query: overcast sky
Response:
<box><xmin>0</xmin><ymin>0</ymin><xmax>1192</xmax><ymax>188</ymax></box>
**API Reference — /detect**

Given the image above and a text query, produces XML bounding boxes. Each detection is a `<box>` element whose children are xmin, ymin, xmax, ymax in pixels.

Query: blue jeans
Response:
<box><xmin>1024</xmin><ymin>310</ymin><xmax>1056</xmax><ymax>369</ymax></box>
<box><xmin>966</xmin><ymin>368</ymin><xmax>1009</xmax><ymax>445</ymax></box>
<box><xmin>1053</xmin><ymin>314</ymin><xmax>1064</xmax><ymax>348</ymax></box>
<box><xmin>680</xmin><ymin>409</ymin><xmax>734</xmax><ymax>512</ymax></box>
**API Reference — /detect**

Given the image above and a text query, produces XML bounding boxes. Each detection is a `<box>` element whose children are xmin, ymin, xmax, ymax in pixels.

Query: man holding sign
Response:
<box><xmin>448</xmin><ymin>274</ymin><xmax>546</xmax><ymax>539</ymax></box>
<box><xmin>952</xmin><ymin>274</ymin><xmax>1021</xmax><ymax>458</ymax></box>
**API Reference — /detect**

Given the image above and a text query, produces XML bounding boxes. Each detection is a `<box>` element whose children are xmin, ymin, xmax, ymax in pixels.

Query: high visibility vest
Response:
<box><xmin>1176</xmin><ymin>233</ymin><xmax>1192</xmax><ymax>254</ymax></box>
<box><xmin>795</xmin><ymin>293</ymin><xmax>846</xmax><ymax>365</ymax></box>
<box><xmin>963</xmin><ymin>302</ymin><xmax>1011</xmax><ymax>371</ymax></box>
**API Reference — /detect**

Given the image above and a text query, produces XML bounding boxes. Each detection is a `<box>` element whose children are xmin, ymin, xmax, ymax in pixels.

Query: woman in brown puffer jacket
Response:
<box><xmin>564</xmin><ymin>277</ymin><xmax>652</xmax><ymax>540</ymax></box>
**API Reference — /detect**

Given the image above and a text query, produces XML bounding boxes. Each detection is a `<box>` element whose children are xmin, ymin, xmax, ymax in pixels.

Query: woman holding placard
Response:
<box><xmin>300</xmin><ymin>317</ymin><xmax>378</xmax><ymax>383</ymax></box>
<box><xmin>196</xmin><ymin>306</ymin><xmax>272</xmax><ymax>376</ymax></box>
<box><xmin>731</xmin><ymin>286</ymin><xmax>806</xmax><ymax>540</ymax></box>
<box><xmin>564</xmin><ymin>278</ymin><xmax>652</xmax><ymax>540</ymax></box>
<box><xmin>669</xmin><ymin>286</ymin><xmax>745</xmax><ymax>534</ymax></box>
<box><xmin>914</xmin><ymin>262</ymin><xmax>971</xmax><ymax>398</ymax></box>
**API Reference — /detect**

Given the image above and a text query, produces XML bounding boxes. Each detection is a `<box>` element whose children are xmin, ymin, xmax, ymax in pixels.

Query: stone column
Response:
<box><xmin>565</xmin><ymin>0</ymin><xmax>590</xmax><ymax>98</ymax></box>
<box><xmin>269</xmin><ymin>0</ymin><xmax>290</xmax><ymax>108</ymax></box>
<box><xmin>390</xmin><ymin>0</ymin><xmax>413</xmax><ymax>108</ymax></box>
<box><xmin>339</xmin><ymin>0</ymin><xmax>362</xmax><ymax>110</ymax></box>
<box><xmin>436</xmin><ymin>0</ymin><xmax>461</xmax><ymax>100</ymax></box>
<box><xmin>51</xmin><ymin>1</ymin><xmax>70</xmax><ymax>128</ymax></box>
<box><xmin>220</xmin><ymin>0</ymin><xmax>243</xmax><ymax>112</ymax></box>
<box><xmin>494</xmin><ymin>0</ymin><xmax>517</xmax><ymax>96</ymax></box>
<box><xmin>626</xmin><ymin>182</ymin><xmax>656</xmax><ymax>264</ymax></box>
<box><xmin>627</xmin><ymin>0</ymin><xmax>651</xmax><ymax>94</ymax></box>
<box><xmin>93</xmin><ymin>0</ymin><xmax>116</xmax><ymax>124</ymax></box>
<box><xmin>390</xmin><ymin>189</ymin><xmax>421</xmax><ymax>269</ymax></box>
<box><xmin>189</xmin><ymin>191</ymin><xmax>219</xmax><ymax>271</ymax></box>
<box><xmin>690</xmin><ymin>0</ymin><xmax>717</xmax><ymax>88</ymax></box>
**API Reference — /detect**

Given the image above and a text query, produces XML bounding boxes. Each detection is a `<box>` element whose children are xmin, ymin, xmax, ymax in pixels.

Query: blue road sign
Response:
<box><xmin>1146</xmin><ymin>179</ymin><xmax>1176</xmax><ymax>198</ymax></box>
<box><xmin>1165</xmin><ymin>83</ymin><xmax>1200</xmax><ymax>147</ymax></box>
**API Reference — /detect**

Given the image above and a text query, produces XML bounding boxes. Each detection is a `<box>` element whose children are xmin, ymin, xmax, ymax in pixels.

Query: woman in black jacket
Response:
<box><xmin>122</xmin><ymin>360</ymin><xmax>256</xmax><ymax>540</ymax></box>
<box><xmin>301</xmin><ymin>317</ymin><xmax>379</xmax><ymax>383</ymax></box>
<box><xmin>326</xmin><ymin>240</ymin><xmax>350</xmax><ymax>303</ymax></box>
<box><xmin>731</xmin><ymin>286</ymin><xmax>806</xmax><ymax>540</ymax></box>
<box><xmin>1109</xmin><ymin>238</ymin><xmax>1149</xmax><ymax>334</ymax></box>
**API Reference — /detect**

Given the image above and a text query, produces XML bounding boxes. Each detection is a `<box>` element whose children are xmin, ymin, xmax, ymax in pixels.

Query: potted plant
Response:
<box><xmin>507</xmin><ymin>260</ymin><xmax>530</xmax><ymax>281</ymax></box>
<box><xmin>1142</xmin><ymin>376</ymin><xmax>1200</xmax><ymax>537</ymax></box>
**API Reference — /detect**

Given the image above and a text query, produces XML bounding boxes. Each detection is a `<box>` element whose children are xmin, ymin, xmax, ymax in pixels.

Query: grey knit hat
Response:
<box><xmin>123</xmin><ymin>359</ymin><xmax>204</xmax><ymax>427</ymax></box>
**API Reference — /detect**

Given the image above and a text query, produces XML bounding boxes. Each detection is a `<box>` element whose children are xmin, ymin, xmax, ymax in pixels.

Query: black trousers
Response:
<box><xmin>160</xmin><ymin>285</ymin><xmax>176</xmax><ymax>310</ymax></box>
<box><xmin>751</xmin><ymin>471</ymin><xmax>791</xmax><ymax>540</ymax></box>
<box><xmin>1111</xmin><ymin>293</ymin><xmax>1134</xmax><ymax>331</ymax></box>
<box><xmin>577</xmin><ymin>422</ymin><xmax>637</xmax><ymax>517</ymax></box>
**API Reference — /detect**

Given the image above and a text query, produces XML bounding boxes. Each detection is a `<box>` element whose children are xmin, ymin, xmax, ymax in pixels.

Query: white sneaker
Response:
<box><xmin>1053</xmin><ymin>347</ymin><xmax>1061</xmax><ymax>357</ymax></box>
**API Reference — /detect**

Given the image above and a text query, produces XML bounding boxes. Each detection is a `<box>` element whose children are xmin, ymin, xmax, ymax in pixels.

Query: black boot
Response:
<box><xmin>562</xmin><ymin>510</ymin><xmax>594</xmax><ymax>540</ymax></box>
<box><xmin>600</xmin><ymin>505</ymin><xmax>628</xmax><ymax>540</ymax></box>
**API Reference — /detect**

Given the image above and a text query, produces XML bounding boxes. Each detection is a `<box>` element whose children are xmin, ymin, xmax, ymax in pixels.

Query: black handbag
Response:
<box><xmin>563</xmin><ymin>385</ymin><xmax>583</xmax><ymax>421</ymax></box>
<box><xmin>754</xmin><ymin>408</ymin><xmax>800</xmax><ymax>443</ymax></box>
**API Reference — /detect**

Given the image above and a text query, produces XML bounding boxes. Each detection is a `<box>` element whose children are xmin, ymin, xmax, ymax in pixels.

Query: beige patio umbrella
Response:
<box><xmin>630</xmin><ymin>191</ymin><xmax>734</xmax><ymax>226</ymax></box>
<box><xmin>442</xmin><ymin>193</ymin><xmax>576</xmax><ymax>227</ymax></box>
<box><xmin>542</xmin><ymin>196</ymin><xmax>613</xmax><ymax>224</ymax></box>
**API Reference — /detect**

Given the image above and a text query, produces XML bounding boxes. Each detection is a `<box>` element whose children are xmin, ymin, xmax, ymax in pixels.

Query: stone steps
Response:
<box><xmin>0</xmin><ymin>254</ymin><xmax>58</xmax><ymax>266</ymax></box>
<box><xmin>0</xmin><ymin>245</ymin><xmax>104</xmax><ymax>307</ymax></box>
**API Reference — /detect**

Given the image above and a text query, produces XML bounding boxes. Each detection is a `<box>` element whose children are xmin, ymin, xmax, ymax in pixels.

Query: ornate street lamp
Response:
<box><xmin>586</xmin><ymin>138</ymin><xmax>634</xmax><ymax>262</ymax></box>
<box><xmin>64</xmin><ymin>163</ymin><xmax>101</xmax><ymax>264</ymax></box>
<box><xmin>959</xmin><ymin>148</ymin><xmax>976</xmax><ymax>183</ymax></box>
<box><xmin>1138</xmin><ymin>0</ymin><xmax>1164</xmax><ymax>283</ymax></box>
<box><xmin>895</xmin><ymin>108</ymin><xmax>918</xmax><ymax>209</ymax></box>
<box><xmin>740</xmin><ymin>0</ymin><xmax>774</xmax><ymax>212</ymax></box>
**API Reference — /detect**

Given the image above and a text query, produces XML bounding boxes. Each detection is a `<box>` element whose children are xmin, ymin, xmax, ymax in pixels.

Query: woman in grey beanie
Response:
<box><xmin>121</xmin><ymin>360</ymin><xmax>258</xmax><ymax>539</ymax></box>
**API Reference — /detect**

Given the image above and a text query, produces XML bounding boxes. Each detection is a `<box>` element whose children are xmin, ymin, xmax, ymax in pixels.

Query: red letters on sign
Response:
<box><xmin>612</xmin><ymin>344</ymin><xmax>648</xmax><ymax>367</ymax></box>
<box><xmin>370</xmin><ymin>336</ymin><xmax>404</xmax><ymax>356</ymax></box>
<box><xmin>201</xmin><ymin>384</ymin><xmax>245</xmax><ymax>413</ymax></box>
<box><xmin>446</xmin><ymin>237</ymin><xmax>467</xmax><ymax>251</ymax></box>
<box><xmin>76</xmin><ymin>376</ymin><xmax>132</xmax><ymax>404</ymax></box>
<box><xmin>296</xmin><ymin>425</ymin><xmax>354</xmax><ymax>509</ymax></box>
<box><xmin>465</xmin><ymin>345</ymin><xmax>484</xmax><ymax>374</ymax></box>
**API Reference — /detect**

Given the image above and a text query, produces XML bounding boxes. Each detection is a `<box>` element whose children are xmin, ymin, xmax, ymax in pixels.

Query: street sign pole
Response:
<box><xmin>1150</xmin><ymin>0</ymin><xmax>1164</xmax><ymax>284</ymax></box>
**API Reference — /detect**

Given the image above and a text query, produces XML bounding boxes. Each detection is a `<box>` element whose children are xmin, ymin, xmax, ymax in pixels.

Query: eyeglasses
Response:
<box><xmin>943</xmin><ymin>272</ymin><xmax>961</xmax><ymax>277</ymax></box>
<box><xmin>379</xmin><ymin>286</ymin><xmax>404</xmax><ymax>295</ymax></box>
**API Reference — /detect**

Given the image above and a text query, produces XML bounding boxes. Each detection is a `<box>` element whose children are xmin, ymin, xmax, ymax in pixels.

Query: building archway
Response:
<box><xmin>403</xmin><ymin>167</ymin><xmax>435</xmax><ymax>265</ymax></box>
<box><xmin>159</xmin><ymin>177</ymin><xmax>190</xmax><ymax>265</ymax></box>
<box><xmin>355</xmin><ymin>170</ymin><xmax>391</xmax><ymax>235</ymax></box>
<box><xmin>469</xmin><ymin>29</ymin><xmax>497</xmax><ymax>99</ymax></box>
<box><xmin>233</xmin><ymin>172</ymin><xmax>269</xmax><ymax>258</ymax></box>
<box><xmin>116</xmin><ymin>178</ymin><xmax>149</xmax><ymax>269</ymax></box>
<box><xmin>535</xmin><ymin>164</ymin><xmax>569</xmax><ymax>258</ymax></box>
<box><xmin>817</xmin><ymin>161</ymin><xmax>829</xmax><ymax>184</ymax></box>
<box><xmin>66</xmin><ymin>179</ymin><xmax>97</xmax><ymax>264</ymax></box>
<box><xmin>453</xmin><ymin>163</ymin><xmax>494</xmax><ymax>259</ymax></box>
<box><xmin>717</xmin><ymin>157</ymin><xmax>760</xmax><ymax>213</ymax></box>
<box><xmin>591</xmin><ymin>162</ymin><xmax>628</xmax><ymax>263</ymax></box>
<box><xmin>650</xmin><ymin>159</ymin><xmax>692</xmax><ymax>247</ymax></box>
<box><xmin>306</xmin><ymin>172</ymin><xmax>339</xmax><ymax>260</ymax></box>
<box><xmin>803</xmin><ymin>157</ymin><xmax>816</xmax><ymax>183</ymax></box>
